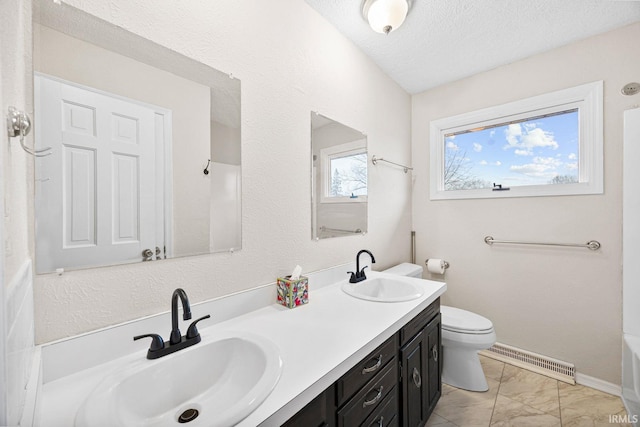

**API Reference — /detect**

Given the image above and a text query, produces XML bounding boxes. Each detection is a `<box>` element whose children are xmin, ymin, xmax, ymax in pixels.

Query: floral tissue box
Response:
<box><xmin>276</xmin><ymin>276</ymin><xmax>309</xmax><ymax>308</ymax></box>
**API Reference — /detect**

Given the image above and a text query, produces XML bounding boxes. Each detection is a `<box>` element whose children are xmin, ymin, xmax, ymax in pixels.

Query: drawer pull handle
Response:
<box><xmin>377</xmin><ymin>415</ymin><xmax>384</xmax><ymax>427</ymax></box>
<box><xmin>362</xmin><ymin>385</ymin><xmax>384</xmax><ymax>408</ymax></box>
<box><xmin>412</xmin><ymin>367</ymin><xmax>422</xmax><ymax>388</ymax></box>
<box><xmin>362</xmin><ymin>355</ymin><xmax>383</xmax><ymax>374</ymax></box>
<box><xmin>432</xmin><ymin>344</ymin><xmax>439</xmax><ymax>362</ymax></box>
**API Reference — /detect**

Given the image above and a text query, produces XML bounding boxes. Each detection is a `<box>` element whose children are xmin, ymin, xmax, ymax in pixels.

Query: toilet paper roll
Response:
<box><xmin>426</xmin><ymin>259</ymin><xmax>446</xmax><ymax>275</ymax></box>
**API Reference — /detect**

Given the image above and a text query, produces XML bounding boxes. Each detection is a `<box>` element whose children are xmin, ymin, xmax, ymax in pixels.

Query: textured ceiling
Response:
<box><xmin>304</xmin><ymin>0</ymin><xmax>640</xmax><ymax>94</ymax></box>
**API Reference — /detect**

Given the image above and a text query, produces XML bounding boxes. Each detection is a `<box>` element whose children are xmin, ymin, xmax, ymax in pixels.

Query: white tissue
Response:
<box><xmin>290</xmin><ymin>265</ymin><xmax>302</xmax><ymax>280</ymax></box>
<box><xmin>426</xmin><ymin>259</ymin><xmax>445</xmax><ymax>275</ymax></box>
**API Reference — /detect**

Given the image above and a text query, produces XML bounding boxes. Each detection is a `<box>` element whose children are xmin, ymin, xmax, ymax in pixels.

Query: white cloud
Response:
<box><xmin>473</xmin><ymin>142</ymin><xmax>483</xmax><ymax>152</ymax></box>
<box><xmin>504</xmin><ymin>124</ymin><xmax>522</xmax><ymax>146</ymax></box>
<box><xmin>514</xmin><ymin>149</ymin><xmax>532</xmax><ymax>156</ymax></box>
<box><xmin>503</xmin><ymin>123</ymin><xmax>558</xmax><ymax>153</ymax></box>
<box><xmin>446</xmin><ymin>140</ymin><xmax>459</xmax><ymax>151</ymax></box>
<box><xmin>479</xmin><ymin>160</ymin><xmax>501</xmax><ymax>167</ymax></box>
<box><xmin>568</xmin><ymin>153</ymin><xmax>577</xmax><ymax>160</ymax></box>
<box><xmin>490</xmin><ymin>130</ymin><xmax>496</xmax><ymax>138</ymax></box>
<box><xmin>566</xmin><ymin>162</ymin><xmax>578</xmax><ymax>170</ymax></box>
<box><xmin>510</xmin><ymin>156</ymin><xmax>562</xmax><ymax>178</ymax></box>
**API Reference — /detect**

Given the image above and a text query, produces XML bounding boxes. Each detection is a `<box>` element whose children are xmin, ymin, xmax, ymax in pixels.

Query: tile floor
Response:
<box><xmin>426</xmin><ymin>355</ymin><xmax>632</xmax><ymax>427</ymax></box>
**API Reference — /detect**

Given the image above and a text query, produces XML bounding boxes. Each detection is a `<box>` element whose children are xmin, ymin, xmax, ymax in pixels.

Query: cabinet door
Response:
<box><xmin>401</xmin><ymin>313</ymin><xmax>442</xmax><ymax>427</ymax></box>
<box><xmin>283</xmin><ymin>385</ymin><xmax>336</xmax><ymax>427</ymax></box>
<box><xmin>400</xmin><ymin>331</ymin><xmax>427</xmax><ymax>427</ymax></box>
<box><xmin>425</xmin><ymin>313</ymin><xmax>442</xmax><ymax>415</ymax></box>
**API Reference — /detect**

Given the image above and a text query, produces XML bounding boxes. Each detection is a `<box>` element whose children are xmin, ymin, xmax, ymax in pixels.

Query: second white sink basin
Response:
<box><xmin>342</xmin><ymin>276</ymin><xmax>424</xmax><ymax>302</ymax></box>
<box><xmin>75</xmin><ymin>331</ymin><xmax>282</xmax><ymax>427</ymax></box>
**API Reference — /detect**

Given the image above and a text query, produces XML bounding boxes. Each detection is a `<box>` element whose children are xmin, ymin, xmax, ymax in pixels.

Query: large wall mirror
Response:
<box><xmin>33</xmin><ymin>1</ymin><xmax>241</xmax><ymax>273</ymax></box>
<box><xmin>311</xmin><ymin>113</ymin><xmax>368</xmax><ymax>240</ymax></box>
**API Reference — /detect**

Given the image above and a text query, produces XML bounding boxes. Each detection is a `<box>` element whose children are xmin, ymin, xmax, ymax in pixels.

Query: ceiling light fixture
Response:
<box><xmin>362</xmin><ymin>0</ymin><xmax>410</xmax><ymax>35</ymax></box>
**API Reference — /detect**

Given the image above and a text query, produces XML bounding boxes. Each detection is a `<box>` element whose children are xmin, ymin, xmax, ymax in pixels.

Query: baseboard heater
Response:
<box><xmin>480</xmin><ymin>342</ymin><xmax>576</xmax><ymax>384</ymax></box>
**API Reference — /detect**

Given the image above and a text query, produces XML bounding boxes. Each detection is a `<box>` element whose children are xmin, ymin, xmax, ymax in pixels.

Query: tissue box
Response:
<box><xmin>276</xmin><ymin>276</ymin><xmax>309</xmax><ymax>308</ymax></box>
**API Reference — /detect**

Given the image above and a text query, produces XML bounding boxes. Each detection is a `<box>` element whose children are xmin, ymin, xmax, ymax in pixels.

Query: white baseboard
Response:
<box><xmin>576</xmin><ymin>372</ymin><xmax>622</xmax><ymax>396</ymax></box>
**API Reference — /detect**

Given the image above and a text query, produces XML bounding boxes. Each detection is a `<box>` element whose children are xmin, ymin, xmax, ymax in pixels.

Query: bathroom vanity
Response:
<box><xmin>36</xmin><ymin>267</ymin><xmax>446</xmax><ymax>426</ymax></box>
<box><xmin>283</xmin><ymin>299</ymin><xmax>441</xmax><ymax>427</ymax></box>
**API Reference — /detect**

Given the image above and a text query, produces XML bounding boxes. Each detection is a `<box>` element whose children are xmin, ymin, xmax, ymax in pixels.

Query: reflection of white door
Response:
<box><xmin>35</xmin><ymin>75</ymin><xmax>157</xmax><ymax>272</ymax></box>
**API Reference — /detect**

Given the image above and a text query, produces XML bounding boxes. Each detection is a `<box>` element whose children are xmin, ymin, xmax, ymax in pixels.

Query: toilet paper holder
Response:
<box><xmin>425</xmin><ymin>259</ymin><xmax>450</xmax><ymax>270</ymax></box>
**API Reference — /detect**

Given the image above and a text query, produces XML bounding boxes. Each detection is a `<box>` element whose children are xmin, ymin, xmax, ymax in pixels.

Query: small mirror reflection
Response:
<box><xmin>311</xmin><ymin>113</ymin><xmax>368</xmax><ymax>240</ymax></box>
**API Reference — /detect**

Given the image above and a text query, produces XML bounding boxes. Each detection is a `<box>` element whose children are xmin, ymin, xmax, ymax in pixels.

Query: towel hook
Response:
<box><xmin>6</xmin><ymin>106</ymin><xmax>51</xmax><ymax>157</ymax></box>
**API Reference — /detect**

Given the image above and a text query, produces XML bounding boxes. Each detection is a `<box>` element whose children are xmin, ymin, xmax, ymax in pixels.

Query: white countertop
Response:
<box><xmin>38</xmin><ymin>271</ymin><xmax>446</xmax><ymax>427</ymax></box>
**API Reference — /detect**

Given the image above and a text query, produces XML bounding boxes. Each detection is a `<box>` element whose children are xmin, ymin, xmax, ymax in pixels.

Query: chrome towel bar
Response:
<box><xmin>320</xmin><ymin>226</ymin><xmax>363</xmax><ymax>234</ymax></box>
<box><xmin>371</xmin><ymin>155</ymin><xmax>413</xmax><ymax>173</ymax></box>
<box><xmin>484</xmin><ymin>236</ymin><xmax>601</xmax><ymax>251</ymax></box>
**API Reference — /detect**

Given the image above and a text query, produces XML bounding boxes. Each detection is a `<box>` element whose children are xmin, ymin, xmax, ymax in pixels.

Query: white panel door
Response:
<box><xmin>35</xmin><ymin>75</ymin><xmax>157</xmax><ymax>272</ymax></box>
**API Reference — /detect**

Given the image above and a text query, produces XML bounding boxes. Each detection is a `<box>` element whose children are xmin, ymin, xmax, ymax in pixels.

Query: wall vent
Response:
<box><xmin>480</xmin><ymin>342</ymin><xmax>576</xmax><ymax>384</ymax></box>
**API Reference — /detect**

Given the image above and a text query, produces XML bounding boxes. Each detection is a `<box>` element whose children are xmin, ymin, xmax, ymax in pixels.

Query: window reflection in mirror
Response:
<box><xmin>311</xmin><ymin>113</ymin><xmax>368</xmax><ymax>240</ymax></box>
<box><xmin>33</xmin><ymin>1</ymin><xmax>241</xmax><ymax>273</ymax></box>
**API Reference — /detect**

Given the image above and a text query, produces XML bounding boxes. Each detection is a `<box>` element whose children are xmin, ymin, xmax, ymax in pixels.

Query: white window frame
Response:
<box><xmin>320</xmin><ymin>139</ymin><xmax>368</xmax><ymax>204</ymax></box>
<box><xmin>429</xmin><ymin>81</ymin><xmax>603</xmax><ymax>200</ymax></box>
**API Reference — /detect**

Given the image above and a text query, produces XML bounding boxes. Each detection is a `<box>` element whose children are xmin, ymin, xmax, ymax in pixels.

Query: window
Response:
<box><xmin>430</xmin><ymin>81</ymin><xmax>603</xmax><ymax>200</ymax></box>
<box><xmin>320</xmin><ymin>140</ymin><xmax>367</xmax><ymax>203</ymax></box>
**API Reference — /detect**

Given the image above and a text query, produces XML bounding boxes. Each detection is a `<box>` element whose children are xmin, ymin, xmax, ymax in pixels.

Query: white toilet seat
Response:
<box><xmin>441</xmin><ymin>305</ymin><xmax>494</xmax><ymax>334</ymax></box>
<box><xmin>442</xmin><ymin>327</ymin><xmax>497</xmax><ymax>348</ymax></box>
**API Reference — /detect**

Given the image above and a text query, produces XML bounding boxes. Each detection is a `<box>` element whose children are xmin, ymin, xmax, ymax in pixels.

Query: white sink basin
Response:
<box><xmin>75</xmin><ymin>331</ymin><xmax>282</xmax><ymax>427</ymax></box>
<box><xmin>342</xmin><ymin>276</ymin><xmax>424</xmax><ymax>302</ymax></box>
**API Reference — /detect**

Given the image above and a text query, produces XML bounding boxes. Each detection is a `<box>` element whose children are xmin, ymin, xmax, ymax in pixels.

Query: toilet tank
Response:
<box><xmin>382</xmin><ymin>263</ymin><xmax>423</xmax><ymax>278</ymax></box>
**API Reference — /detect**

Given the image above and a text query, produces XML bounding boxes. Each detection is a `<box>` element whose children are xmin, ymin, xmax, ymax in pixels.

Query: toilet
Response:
<box><xmin>382</xmin><ymin>263</ymin><xmax>497</xmax><ymax>392</ymax></box>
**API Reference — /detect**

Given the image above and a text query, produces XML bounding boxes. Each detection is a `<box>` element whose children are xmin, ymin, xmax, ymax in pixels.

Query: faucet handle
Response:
<box><xmin>186</xmin><ymin>315</ymin><xmax>211</xmax><ymax>340</ymax></box>
<box><xmin>347</xmin><ymin>271</ymin><xmax>358</xmax><ymax>283</ymax></box>
<box><xmin>133</xmin><ymin>333</ymin><xmax>165</xmax><ymax>352</ymax></box>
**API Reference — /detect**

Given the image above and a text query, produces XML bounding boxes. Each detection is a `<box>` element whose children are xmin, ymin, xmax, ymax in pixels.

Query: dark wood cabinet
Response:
<box><xmin>361</xmin><ymin>386</ymin><xmax>398</xmax><ymax>427</ymax></box>
<box><xmin>336</xmin><ymin>335</ymin><xmax>398</xmax><ymax>407</ymax></box>
<box><xmin>400</xmin><ymin>313</ymin><xmax>441</xmax><ymax>427</ymax></box>
<box><xmin>283</xmin><ymin>299</ymin><xmax>441</xmax><ymax>427</ymax></box>
<box><xmin>282</xmin><ymin>385</ymin><xmax>336</xmax><ymax>427</ymax></box>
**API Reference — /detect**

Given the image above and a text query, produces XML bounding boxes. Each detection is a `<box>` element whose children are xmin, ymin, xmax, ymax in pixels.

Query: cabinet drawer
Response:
<box><xmin>361</xmin><ymin>385</ymin><xmax>398</xmax><ymax>427</ymax></box>
<box><xmin>336</xmin><ymin>334</ymin><xmax>398</xmax><ymax>406</ymax></box>
<box><xmin>400</xmin><ymin>298</ymin><xmax>440</xmax><ymax>346</ymax></box>
<box><xmin>337</xmin><ymin>359</ymin><xmax>398</xmax><ymax>427</ymax></box>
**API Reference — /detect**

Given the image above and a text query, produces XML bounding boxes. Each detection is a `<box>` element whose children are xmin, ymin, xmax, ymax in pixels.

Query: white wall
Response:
<box><xmin>0</xmin><ymin>0</ymin><xmax>35</xmax><ymax>423</ymax></box>
<box><xmin>33</xmin><ymin>0</ymin><xmax>412</xmax><ymax>343</ymax></box>
<box><xmin>412</xmin><ymin>22</ymin><xmax>640</xmax><ymax>385</ymax></box>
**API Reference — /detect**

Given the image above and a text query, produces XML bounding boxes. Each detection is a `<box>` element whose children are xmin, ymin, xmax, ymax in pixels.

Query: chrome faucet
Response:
<box><xmin>134</xmin><ymin>288</ymin><xmax>210</xmax><ymax>359</ymax></box>
<box><xmin>348</xmin><ymin>249</ymin><xmax>376</xmax><ymax>283</ymax></box>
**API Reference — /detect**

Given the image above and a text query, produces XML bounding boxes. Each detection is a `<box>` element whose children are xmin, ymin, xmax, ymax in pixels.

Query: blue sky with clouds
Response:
<box><xmin>445</xmin><ymin>110</ymin><xmax>579</xmax><ymax>187</ymax></box>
